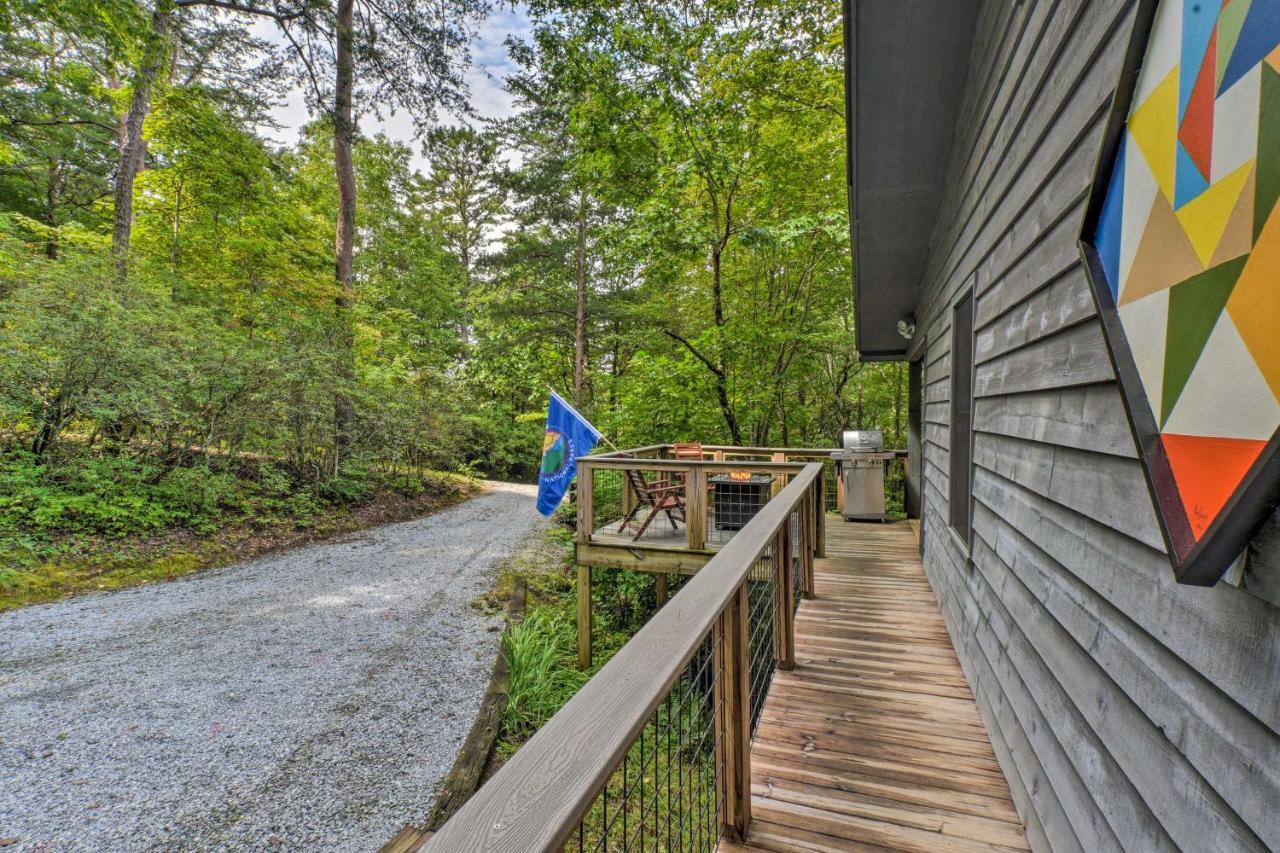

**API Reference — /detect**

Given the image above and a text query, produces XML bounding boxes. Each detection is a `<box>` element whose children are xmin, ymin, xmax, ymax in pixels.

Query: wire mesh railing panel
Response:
<box><xmin>885</xmin><ymin>456</ymin><xmax>907</xmax><ymax>518</ymax></box>
<box><xmin>591</xmin><ymin>467</ymin><xmax>626</xmax><ymax>533</ymax></box>
<box><xmin>592</xmin><ymin>466</ymin><xmax>690</xmax><ymax>546</ymax></box>
<box><xmin>790</xmin><ymin>511</ymin><xmax>803</xmax><ymax>613</ymax></box>
<box><xmin>706</xmin><ymin>472</ymin><xmax>785</xmax><ymax>550</ymax></box>
<box><xmin>566</xmin><ymin>628</ymin><xmax>725</xmax><ymax>852</ymax></box>
<box><xmin>745</xmin><ymin>551</ymin><xmax>777</xmax><ymax>738</ymax></box>
<box><xmin>822</xmin><ymin>462</ymin><xmax>839</xmax><ymax>513</ymax></box>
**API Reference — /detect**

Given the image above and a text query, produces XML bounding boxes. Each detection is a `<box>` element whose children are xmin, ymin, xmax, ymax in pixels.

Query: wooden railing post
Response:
<box><xmin>576</xmin><ymin>461</ymin><xmax>594</xmax><ymax>547</ymax></box>
<box><xmin>576</xmin><ymin>461</ymin><xmax>594</xmax><ymax>670</ymax></box>
<box><xmin>577</xmin><ymin>565</ymin><xmax>592</xmax><ymax>670</ymax></box>
<box><xmin>775</xmin><ymin>528</ymin><xmax>795</xmax><ymax>670</ymax></box>
<box><xmin>815</xmin><ymin>476</ymin><xmax>826</xmax><ymax>558</ymax></box>
<box><xmin>802</xmin><ymin>492</ymin><xmax>816</xmax><ymax>598</ymax></box>
<box><xmin>715</xmin><ymin>582</ymin><xmax>752</xmax><ymax>841</ymax></box>
<box><xmin>686</xmin><ymin>464</ymin><xmax>707</xmax><ymax>551</ymax></box>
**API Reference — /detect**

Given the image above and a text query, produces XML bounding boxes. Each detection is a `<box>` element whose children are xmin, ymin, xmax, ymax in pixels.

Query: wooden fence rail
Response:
<box><xmin>424</xmin><ymin>463</ymin><xmax>824</xmax><ymax>852</ymax></box>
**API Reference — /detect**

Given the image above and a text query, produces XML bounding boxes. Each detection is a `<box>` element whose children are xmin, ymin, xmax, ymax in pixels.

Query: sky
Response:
<box><xmin>252</xmin><ymin>4</ymin><xmax>533</xmax><ymax>172</ymax></box>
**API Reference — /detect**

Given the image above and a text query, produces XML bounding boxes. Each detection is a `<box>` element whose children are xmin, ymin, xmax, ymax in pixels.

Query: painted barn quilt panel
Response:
<box><xmin>1084</xmin><ymin>0</ymin><xmax>1280</xmax><ymax>582</ymax></box>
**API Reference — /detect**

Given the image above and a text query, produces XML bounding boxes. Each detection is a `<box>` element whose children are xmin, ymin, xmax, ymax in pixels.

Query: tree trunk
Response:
<box><xmin>709</xmin><ymin>245</ymin><xmax>742</xmax><ymax>444</ymax></box>
<box><xmin>331</xmin><ymin>0</ymin><xmax>357</xmax><ymax>470</ymax></box>
<box><xmin>112</xmin><ymin>2</ymin><xmax>171</xmax><ymax>282</ymax></box>
<box><xmin>44</xmin><ymin>161</ymin><xmax>61</xmax><ymax>259</ymax></box>
<box><xmin>573</xmin><ymin>192</ymin><xmax>588</xmax><ymax>407</ymax></box>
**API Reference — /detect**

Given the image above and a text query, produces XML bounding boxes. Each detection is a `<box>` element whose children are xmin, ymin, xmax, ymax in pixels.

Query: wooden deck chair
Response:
<box><xmin>672</xmin><ymin>442</ymin><xmax>704</xmax><ymax>460</ymax></box>
<box><xmin>619</xmin><ymin>468</ymin><xmax>687</xmax><ymax>541</ymax></box>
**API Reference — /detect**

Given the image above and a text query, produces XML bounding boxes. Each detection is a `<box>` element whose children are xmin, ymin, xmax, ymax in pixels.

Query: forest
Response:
<box><xmin>0</xmin><ymin>0</ymin><xmax>906</xmax><ymax>592</ymax></box>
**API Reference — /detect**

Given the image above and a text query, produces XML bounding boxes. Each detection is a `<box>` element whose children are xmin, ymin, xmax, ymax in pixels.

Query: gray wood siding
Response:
<box><xmin>910</xmin><ymin>1</ymin><xmax>1280</xmax><ymax>850</ymax></box>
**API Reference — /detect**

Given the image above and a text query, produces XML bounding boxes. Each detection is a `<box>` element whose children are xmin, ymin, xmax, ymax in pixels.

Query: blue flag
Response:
<box><xmin>536</xmin><ymin>391</ymin><xmax>602</xmax><ymax>516</ymax></box>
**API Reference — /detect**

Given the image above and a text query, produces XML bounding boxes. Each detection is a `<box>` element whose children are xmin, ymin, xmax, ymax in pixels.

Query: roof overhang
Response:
<box><xmin>844</xmin><ymin>0</ymin><xmax>981</xmax><ymax>360</ymax></box>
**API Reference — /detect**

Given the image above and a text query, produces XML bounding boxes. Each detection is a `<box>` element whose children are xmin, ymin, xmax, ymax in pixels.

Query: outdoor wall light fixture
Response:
<box><xmin>897</xmin><ymin>316</ymin><xmax>916</xmax><ymax>340</ymax></box>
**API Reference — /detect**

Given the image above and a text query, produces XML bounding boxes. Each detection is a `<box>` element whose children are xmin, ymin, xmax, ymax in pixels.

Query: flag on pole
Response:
<box><xmin>536</xmin><ymin>391</ymin><xmax>602</xmax><ymax>516</ymax></box>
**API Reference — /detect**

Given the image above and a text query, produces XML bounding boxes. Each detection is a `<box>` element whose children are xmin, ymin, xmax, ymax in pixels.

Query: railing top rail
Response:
<box><xmin>426</xmin><ymin>462</ymin><xmax>824</xmax><ymax>853</ymax></box>
<box><xmin>588</xmin><ymin>443</ymin><xmax>843</xmax><ymax>459</ymax></box>
<box><xmin>575</xmin><ymin>456</ymin><xmax>809</xmax><ymax>473</ymax></box>
<box><xmin>701</xmin><ymin>444</ymin><xmax>837</xmax><ymax>456</ymax></box>
<box><xmin>590</xmin><ymin>443</ymin><xmax>669</xmax><ymax>459</ymax></box>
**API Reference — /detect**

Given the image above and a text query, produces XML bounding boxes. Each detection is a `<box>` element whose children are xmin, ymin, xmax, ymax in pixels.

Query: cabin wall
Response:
<box><xmin>910</xmin><ymin>1</ymin><xmax>1280</xmax><ymax>850</ymax></box>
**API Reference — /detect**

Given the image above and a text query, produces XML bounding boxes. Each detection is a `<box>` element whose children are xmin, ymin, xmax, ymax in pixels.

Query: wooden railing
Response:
<box><xmin>576</xmin><ymin>455</ymin><xmax>819</xmax><ymax>553</ymax></box>
<box><xmin>424</xmin><ymin>463</ymin><xmax>825</xmax><ymax>851</ymax></box>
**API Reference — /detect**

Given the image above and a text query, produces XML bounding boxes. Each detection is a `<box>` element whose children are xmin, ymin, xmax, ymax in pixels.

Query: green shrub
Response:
<box><xmin>0</xmin><ymin>453</ymin><xmax>173</xmax><ymax>536</ymax></box>
<box><xmin>317</xmin><ymin>471</ymin><xmax>371</xmax><ymax>506</ymax></box>
<box><xmin>152</xmin><ymin>466</ymin><xmax>238</xmax><ymax>532</ymax></box>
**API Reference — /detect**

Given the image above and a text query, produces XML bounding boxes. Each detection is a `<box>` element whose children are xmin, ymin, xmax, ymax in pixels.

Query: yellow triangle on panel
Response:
<box><xmin>1129</xmin><ymin>67</ymin><xmax>1180</xmax><ymax>204</ymax></box>
<box><xmin>1120</xmin><ymin>190</ymin><xmax>1204</xmax><ymax>305</ymax></box>
<box><xmin>1175</xmin><ymin>161</ymin><xmax>1255</xmax><ymax>266</ymax></box>
<box><xmin>1269</xmin><ymin>45</ymin><xmax>1280</xmax><ymax>70</ymax></box>
<box><xmin>1227</xmin><ymin>203</ymin><xmax>1280</xmax><ymax>399</ymax></box>
<box><xmin>1209</xmin><ymin>167</ymin><xmax>1257</xmax><ymax>267</ymax></box>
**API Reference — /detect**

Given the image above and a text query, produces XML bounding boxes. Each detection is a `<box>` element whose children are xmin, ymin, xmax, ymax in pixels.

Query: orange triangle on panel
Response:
<box><xmin>1162</xmin><ymin>433</ymin><xmax>1267</xmax><ymax>539</ymax></box>
<box><xmin>1227</xmin><ymin>198</ymin><xmax>1280</xmax><ymax>397</ymax></box>
<box><xmin>1120</xmin><ymin>191</ymin><xmax>1205</xmax><ymax>305</ymax></box>
<box><xmin>1180</xmin><ymin>29</ymin><xmax>1217</xmax><ymax>179</ymax></box>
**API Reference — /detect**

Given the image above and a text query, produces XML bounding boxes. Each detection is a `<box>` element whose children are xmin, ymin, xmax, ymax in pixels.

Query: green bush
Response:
<box><xmin>152</xmin><ymin>466</ymin><xmax>239</xmax><ymax>532</ymax></box>
<box><xmin>0</xmin><ymin>452</ymin><xmax>172</xmax><ymax>536</ymax></box>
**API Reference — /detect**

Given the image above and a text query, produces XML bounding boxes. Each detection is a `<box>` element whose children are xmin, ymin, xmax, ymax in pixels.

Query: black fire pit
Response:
<box><xmin>709</xmin><ymin>473</ymin><xmax>773</xmax><ymax>531</ymax></box>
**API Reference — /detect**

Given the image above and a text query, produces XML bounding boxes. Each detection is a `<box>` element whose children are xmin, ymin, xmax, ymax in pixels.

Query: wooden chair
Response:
<box><xmin>672</xmin><ymin>442</ymin><xmax>704</xmax><ymax>460</ymax></box>
<box><xmin>619</xmin><ymin>468</ymin><xmax>687</xmax><ymax>541</ymax></box>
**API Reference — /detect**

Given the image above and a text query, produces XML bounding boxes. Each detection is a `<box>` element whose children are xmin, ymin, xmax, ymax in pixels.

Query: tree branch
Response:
<box><xmin>663</xmin><ymin>329</ymin><xmax>724</xmax><ymax>380</ymax></box>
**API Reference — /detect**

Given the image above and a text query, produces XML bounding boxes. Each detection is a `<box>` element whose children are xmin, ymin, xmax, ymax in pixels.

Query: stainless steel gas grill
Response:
<box><xmin>830</xmin><ymin>430</ymin><xmax>896</xmax><ymax>521</ymax></box>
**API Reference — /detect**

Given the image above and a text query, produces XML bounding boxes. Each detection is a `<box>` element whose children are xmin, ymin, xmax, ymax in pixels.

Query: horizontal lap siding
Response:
<box><xmin>912</xmin><ymin>1</ymin><xmax>1280</xmax><ymax>851</ymax></box>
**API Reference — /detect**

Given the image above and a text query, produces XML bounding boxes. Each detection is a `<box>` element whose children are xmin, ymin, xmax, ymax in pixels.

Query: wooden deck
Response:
<box><xmin>721</xmin><ymin>520</ymin><xmax>1029</xmax><ymax>852</ymax></box>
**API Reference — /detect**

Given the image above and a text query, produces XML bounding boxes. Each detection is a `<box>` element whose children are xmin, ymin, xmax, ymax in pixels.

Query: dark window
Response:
<box><xmin>949</xmin><ymin>293</ymin><xmax>974</xmax><ymax>545</ymax></box>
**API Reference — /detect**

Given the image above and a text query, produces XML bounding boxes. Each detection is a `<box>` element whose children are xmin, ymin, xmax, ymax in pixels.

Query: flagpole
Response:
<box><xmin>546</xmin><ymin>386</ymin><xmax>622</xmax><ymax>453</ymax></box>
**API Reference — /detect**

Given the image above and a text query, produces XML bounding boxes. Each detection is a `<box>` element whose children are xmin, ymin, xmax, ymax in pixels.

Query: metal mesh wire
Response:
<box><xmin>566</xmin><ymin>628</ymin><xmax>725</xmax><ymax>852</ymax></box>
<box><xmin>593</xmin><ymin>466</ymin><xmax>688</xmax><ymax>546</ymax></box>
<box><xmin>746</xmin><ymin>550</ymin><xmax>777</xmax><ymax>738</ymax></box>
<box><xmin>706</xmin><ymin>473</ymin><xmax>783</xmax><ymax>550</ymax></box>
<box><xmin>591</xmin><ymin>468</ymin><xmax>626</xmax><ymax>532</ymax></box>
<box><xmin>823</xmin><ymin>463</ymin><xmax>839</xmax><ymax>513</ymax></box>
<box><xmin>884</xmin><ymin>456</ymin><xmax>907</xmax><ymax>517</ymax></box>
<box><xmin>790</xmin><ymin>513</ymin><xmax>804</xmax><ymax>612</ymax></box>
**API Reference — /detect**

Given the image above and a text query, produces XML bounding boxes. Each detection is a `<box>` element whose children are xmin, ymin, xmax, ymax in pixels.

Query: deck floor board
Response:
<box><xmin>723</xmin><ymin>520</ymin><xmax>1029</xmax><ymax>851</ymax></box>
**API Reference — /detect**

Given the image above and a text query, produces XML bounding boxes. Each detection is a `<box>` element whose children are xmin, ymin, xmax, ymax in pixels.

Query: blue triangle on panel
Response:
<box><xmin>1180</xmin><ymin>0</ymin><xmax>1221</xmax><ymax>119</ymax></box>
<box><xmin>1174</xmin><ymin>141</ymin><xmax>1211</xmax><ymax>209</ymax></box>
<box><xmin>1095</xmin><ymin>141</ymin><xmax>1126</xmax><ymax>298</ymax></box>
<box><xmin>1219</xmin><ymin>0</ymin><xmax>1280</xmax><ymax>96</ymax></box>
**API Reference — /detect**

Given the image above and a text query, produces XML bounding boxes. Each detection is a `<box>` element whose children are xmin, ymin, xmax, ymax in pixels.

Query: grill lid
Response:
<box><xmin>841</xmin><ymin>429</ymin><xmax>884</xmax><ymax>452</ymax></box>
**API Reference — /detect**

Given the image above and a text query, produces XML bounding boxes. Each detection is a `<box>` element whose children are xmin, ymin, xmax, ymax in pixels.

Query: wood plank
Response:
<box><xmin>727</xmin><ymin>521</ymin><xmax>1029</xmax><ymax>851</ymax></box>
<box><xmin>753</xmin><ymin>776</ymin><xmax>1030</xmax><ymax>849</ymax></box>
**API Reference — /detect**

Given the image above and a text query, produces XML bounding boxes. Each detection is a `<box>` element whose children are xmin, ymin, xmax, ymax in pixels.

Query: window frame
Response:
<box><xmin>948</xmin><ymin>289</ymin><xmax>975</xmax><ymax>550</ymax></box>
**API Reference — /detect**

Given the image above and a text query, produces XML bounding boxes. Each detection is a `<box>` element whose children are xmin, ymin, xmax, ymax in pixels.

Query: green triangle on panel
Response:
<box><xmin>1257</xmin><ymin>63</ymin><xmax>1280</xmax><ymax>243</ymax></box>
<box><xmin>1217</xmin><ymin>0</ymin><xmax>1254</xmax><ymax>91</ymax></box>
<box><xmin>1161</xmin><ymin>255</ymin><xmax>1249</xmax><ymax>425</ymax></box>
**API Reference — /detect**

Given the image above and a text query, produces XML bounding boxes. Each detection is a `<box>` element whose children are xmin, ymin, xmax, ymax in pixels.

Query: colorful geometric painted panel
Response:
<box><xmin>1083</xmin><ymin>0</ymin><xmax>1280</xmax><ymax>583</ymax></box>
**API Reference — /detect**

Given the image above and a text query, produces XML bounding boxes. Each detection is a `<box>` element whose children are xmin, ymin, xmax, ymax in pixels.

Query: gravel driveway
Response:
<box><xmin>0</xmin><ymin>481</ymin><xmax>545</xmax><ymax>852</ymax></box>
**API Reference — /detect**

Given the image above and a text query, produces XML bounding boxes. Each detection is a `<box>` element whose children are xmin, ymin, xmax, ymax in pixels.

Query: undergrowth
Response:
<box><xmin>0</xmin><ymin>445</ymin><xmax>476</xmax><ymax>611</ymax></box>
<box><xmin>491</xmin><ymin>507</ymin><xmax>682</xmax><ymax>757</ymax></box>
<box><xmin>486</xmin><ymin>509</ymin><xmax>717</xmax><ymax>845</ymax></box>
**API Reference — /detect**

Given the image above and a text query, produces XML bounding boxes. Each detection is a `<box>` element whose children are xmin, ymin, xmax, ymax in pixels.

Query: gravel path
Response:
<box><xmin>0</xmin><ymin>481</ymin><xmax>545</xmax><ymax>852</ymax></box>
